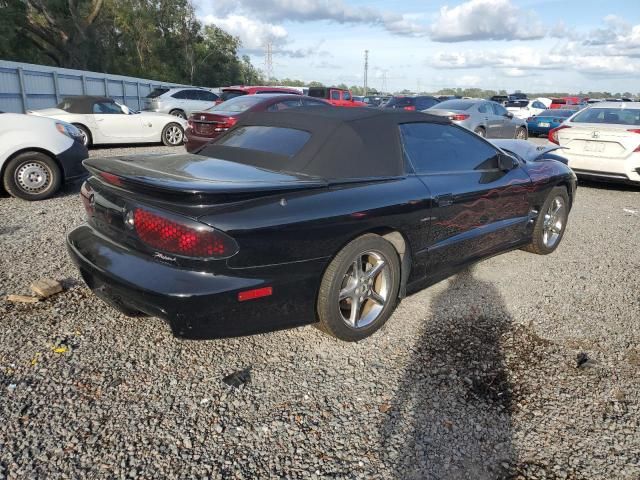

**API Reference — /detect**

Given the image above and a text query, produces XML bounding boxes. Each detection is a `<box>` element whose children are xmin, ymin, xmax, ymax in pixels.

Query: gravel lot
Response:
<box><xmin>1</xmin><ymin>140</ymin><xmax>639</xmax><ymax>479</ymax></box>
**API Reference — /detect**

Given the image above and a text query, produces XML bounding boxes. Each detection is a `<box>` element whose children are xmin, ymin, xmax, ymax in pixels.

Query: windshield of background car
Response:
<box><xmin>208</xmin><ymin>96</ymin><xmax>266</xmax><ymax>113</ymax></box>
<box><xmin>216</xmin><ymin>126</ymin><xmax>311</xmax><ymax>157</ymax></box>
<box><xmin>571</xmin><ymin>107</ymin><xmax>640</xmax><ymax>125</ymax></box>
<box><xmin>220</xmin><ymin>90</ymin><xmax>247</xmax><ymax>101</ymax></box>
<box><xmin>538</xmin><ymin>109</ymin><xmax>573</xmax><ymax>117</ymax></box>
<box><xmin>435</xmin><ymin>100</ymin><xmax>473</xmax><ymax>111</ymax></box>
<box><xmin>147</xmin><ymin>88</ymin><xmax>169</xmax><ymax>98</ymax></box>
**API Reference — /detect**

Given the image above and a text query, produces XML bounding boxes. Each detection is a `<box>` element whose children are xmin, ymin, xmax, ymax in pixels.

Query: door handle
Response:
<box><xmin>435</xmin><ymin>194</ymin><xmax>454</xmax><ymax>207</ymax></box>
<box><xmin>96</xmin><ymin>118</ymin><xmax>104</xmax><ymax>122</ymax></box>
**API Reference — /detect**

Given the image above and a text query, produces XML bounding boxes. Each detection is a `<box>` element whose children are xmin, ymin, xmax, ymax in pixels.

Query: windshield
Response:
<box><xmin>571</xmin><ymin>107</ymin><xmax>640</xmax><ymax>125</ymax></box>
<box><xmin>147</xmin><ymin>88</ymin><xmax>169</xmax><ymax>98</ymax></box>
<box><xmin>220</xmin><ymin>90</ymin><xmax>247</xmax><ymax>102</ymax></box>
<box><xmin>208</xmin><ymin>95</ymin><xmax>266</xmax><ymax>113</ymax></box>
<box><xmin>434</xmin><ymin>100</ymin><xmax>474</xmax><ymax>110</ymax></box>
<box><xmin>538</xmin><ymin>109</ymin><xmax>573</xmax><ymax>117</ymax></box>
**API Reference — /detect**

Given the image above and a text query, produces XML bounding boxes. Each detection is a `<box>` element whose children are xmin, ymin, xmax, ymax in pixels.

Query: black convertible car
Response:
<box><xmin>67</xmin><ymin>108</ymin><xmax>576</xmax><ymax>341</ymax></box>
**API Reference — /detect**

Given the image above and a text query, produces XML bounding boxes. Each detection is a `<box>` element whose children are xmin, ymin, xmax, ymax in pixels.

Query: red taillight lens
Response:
<box><xmin>99</xmin><ymin>171</ymin><xmax>124</xmax><ymax>187</ymax></box>
<box><xmin>628</xmin><ymin>129</ymin><xmax>640</xmax><ymax>152</ymax></box>
<box><xmin>238</xmin><ymin>287</ymin><xmax>273</xmax><ymax>302</ymax></box>
<box><xmin>403</xmin><ymin>105</ymin><xmax>416</xmax><ymax>111</ymax></box>
<box><xmin>449</xmin><ymin>114</ymin><xmax>470</xmax><ymax>121</ymax></box>
<box><xmin>548</xmin><ymin>125</ymin><xmax>570</xmax><ymax>145</ymax></box>
<box><xmin>132</xmin><ymin>208</ymin><xmax>237</xmax><ymax>258</ymax></box>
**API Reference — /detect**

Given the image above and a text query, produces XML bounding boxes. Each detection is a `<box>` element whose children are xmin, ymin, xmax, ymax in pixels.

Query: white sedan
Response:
<box><xmin>506</xmin><ymin>97</ymin><xmax>552</xmax><ymax>119</ymax></box>
<box><xmin>549</xmin><ymin>102</ymin><xmax>640</xmax><ymax>185</ymax></box>
<box><xmin>28</xmin><ymin>96</ymin><xmax>187</xmax><ymax>148</ymax></box>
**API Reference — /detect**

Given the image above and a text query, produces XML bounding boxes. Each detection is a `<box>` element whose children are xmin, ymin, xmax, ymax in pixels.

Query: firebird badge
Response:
<box><xmin>153</xmin><ymin>252</ymin><xmax>177</xmax><ymax>262</ymax></box>
<box><xmin>592</xmin><ymin>131</ymin><xmax>600</xmax><ymax>138</ymax></box>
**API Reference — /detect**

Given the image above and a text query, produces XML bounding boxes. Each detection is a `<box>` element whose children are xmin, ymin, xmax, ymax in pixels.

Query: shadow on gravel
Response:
<box><xmin>381</xmin><ymin>268</ymin><xmax>515</xmax><ymax>480</ymax></box>
<box><xmin>577</xmin><ymin>179</ymin><xmax>640</xmax><ymax>192</ymax></box>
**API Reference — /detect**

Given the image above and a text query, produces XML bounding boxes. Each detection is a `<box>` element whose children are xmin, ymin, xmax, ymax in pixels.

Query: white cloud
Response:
<box><xmin>201</xmin><ymin>14</ymin><xmax>288</xmax><ymax>49</ymax></box>
<box><xmin>429</xmin><ymin>0</ymin><xmax>545</xmax><ymax>42</ymax></box>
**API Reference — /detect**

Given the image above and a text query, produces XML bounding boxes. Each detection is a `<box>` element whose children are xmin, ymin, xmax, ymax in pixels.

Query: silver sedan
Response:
<box><xmin>426</xmin><ymin>99</ymin><xmax>528</xmax><ymax>139</ymax></box>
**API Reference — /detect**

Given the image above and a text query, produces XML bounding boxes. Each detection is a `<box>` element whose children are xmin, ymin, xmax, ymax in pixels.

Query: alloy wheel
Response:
<box><xmin>165</xmin><ymin>125</ymin><xmax>183</xmax><ymax>145</ymax></box>
<box><xmin>338</xmin><ymin>251</ymin><xmax>391</xmax><ymax>329</ymax></box>
<box><xmin>542</xmin><ymin>196</ymin><xmax>565</xmax><ymax>248</ymax></box>
<box><xmin>14</xmin><ymin>161</ymin><xmax>51</xmax><ymax>194</ymax></box>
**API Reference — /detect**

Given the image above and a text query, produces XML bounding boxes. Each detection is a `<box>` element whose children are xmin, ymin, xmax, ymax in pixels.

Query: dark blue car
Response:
<box><xmin>527</xmin><ymin>109</ymin><xmax>575</xmax><ymax>136</ymax></box>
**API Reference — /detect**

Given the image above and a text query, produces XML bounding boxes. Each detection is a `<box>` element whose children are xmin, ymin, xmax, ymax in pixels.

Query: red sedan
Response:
<box><xmin>185</xmin><ymin>94</ymin><xmax>331</xmax><ymax>152</ymax></box>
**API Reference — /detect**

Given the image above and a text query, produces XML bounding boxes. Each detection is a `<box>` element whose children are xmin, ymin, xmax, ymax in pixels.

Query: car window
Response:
<box><xmin>93</xmin><ymin>102</ymin><xmax>123</xmax><ymax>114</ymax></box>
<box><xmin>492</xmin><ymin>103</ymin><xmax>508</xmax><ymax>116</ymax></box>
<box><xmin>532</xmin><ymin>101</ymin><xmax>546</xmax><ymax>109</ymax></box>
<box><xmin>399</xmin><ymin>123</ymin><xmax>500</xmax><ymax>173</ymax></box>
<box><xmin>200</xmin><ymin>91</ymin><xmax>218</xmax><ymax>102</ymax></box>
<box><xmin>267</xmin><ymin>99</ymin><xmax>302</xmax><ymax>111</ymax></box>
<box><xmin>331</xmin><ymin>91</ymin><xmax>340</xmax><ymax>101</ymax></box>
<box><xmin>571</xmin><ymin>107</ymin><xmax>640</xmax><ymax>125</ymax></box>
<box><xmin>220</xmin><ymin>90</ymin><xmax>247</xmax><ymax>101</ymax></box>
<box><xmin>171</xmin><ymin>90</ymin><xmax>188</xmax><ymax>99</ymax></box>
<box><xmin>302</xmin><ymin>99</ymin><xmax>329</xmax><ymax>107</ymax></box>
<box><xmin>343</xmin><ymin>91</ymin><xmax>351</xmax><ymax>101</ymax></box>
<box><xmin>436</xmin><ymin>100</ymin><xmax>473</xmax><ymax>111</ymax></box>
<box><xmin>217</xmin><ymin>126</ymin><xmax>311</xmax><ymax>157</ymax></box>
<box><xmin>187</xmin><ymin>90</ymin><xmax>206</xmax><ymax>100</ymax></box>
<box><xmin>208</xmin><ymin>95</ymin><xmax>266</xmax><ymax>113</ymax></box>
<box><xmin>308</xmin><ymin>88</ymin><xmax>327</xmax><ymax>99</ymax></box>
<box><xmin>477</xmin><ymin>103</ymin><xmax>489</xmax><ymax>113</ymax></box>
<box><xmin>415</xmin><ymin>97</ymin><xmax>438</xmax><ymax>110</ymax></box>
<box><xmin>147</xmin><ymin>88</ymin><xmax>169</xmax><ymax>98</ymax></box>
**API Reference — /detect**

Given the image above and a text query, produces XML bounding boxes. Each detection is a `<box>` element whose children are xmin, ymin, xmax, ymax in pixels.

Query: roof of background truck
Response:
<box><xmin>198</xmin><ymin>107</ymin><xmax>450</xmax><ymax>179</ymax></box>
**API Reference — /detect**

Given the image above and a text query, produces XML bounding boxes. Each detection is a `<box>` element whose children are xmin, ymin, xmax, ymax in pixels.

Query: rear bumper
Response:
<box><xmin>184</xmin><ymin>130</ymin><xmax>218</xmax><ymax>153</ymax></box>
<box><xmin>563</xmin><ymin>151</ymin><xmax>640</xmax><ymax>184</ymax></box>
<box><xmin>66</xmin><ymin>225</ymin><xmax>327</xmax><ymax>339</ymax></box>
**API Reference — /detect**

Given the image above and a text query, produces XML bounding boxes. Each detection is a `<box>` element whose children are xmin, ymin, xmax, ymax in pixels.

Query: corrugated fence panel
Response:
<box><xmin>0</xmin><ymin>60</ymin><xmax>194</xmax><ymax>113</ymax></box>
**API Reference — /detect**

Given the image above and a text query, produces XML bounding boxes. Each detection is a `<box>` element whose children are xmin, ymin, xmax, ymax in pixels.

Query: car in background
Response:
<box><xmin>353</xmin><ymin>96</ymin><xmax>364</xmax><ymax>102</ymax></box>
<box><xmin>218</xmin><ymin>86</ymin><xmax>302</xmax><ymax>104</ymax></box>
<box><xmin>67</xmin><ymin>107</ymin><xmax>576</xmax><ymax>342</ymax></box>
<box><xmin>143</xmin><ymin>87</ymin><xmax>219</xmax><ymax>119</ymax></box>
<box><xmin>185</xmin><ymin>94</ymin><xmax>331</xmax><ymax>152</ymax></box>
<box><xmin>1</xmin><ymin>112</ymin><xmax>88</xmax><ymax>200</ymax></box>
<box><xmin>361</xmin><ymin>96</ymin><xmax>386</xmax><ymax>107</ymax></box>
<box><xmin>506</xmin><ymin>98</ymin><xmax>552</xmax><ymax>119</ymax></box>
<box><xmin>549</xmin><ymin>102</ymin><xmax>640</xmax><ymax>185</ymax></box>
<box><xmin>508</xmin><ymin>93</ymin><xmax>528</xmax><ymax>101</ymax></box>
<box><xmin>489</xmin><ymin>95</ymin><xmax>508</xmax><ymax>105</ymax></box>
<box><xmin>28</xmin><ymin>96</ymin><xmax>187</xmax><ymax>148</ymax></box>
<box><xmin>307</xmin><ymin>87</ymin><xmax>367</xmax><ymax>107</ymax></box>
<box><xmin>526</xmin><ymin>109</ymin><xmax>575</xmax><ymax>136</ymax></box>
<box><xmin>381</xmin><ymin>96</ymin><xmax>440</xmax><ymax>111</ymax></box>
<box><xmin>550</xmin><ymin>97</ymin><xmax>587</xmax><ymax>110</ymax></box>
<box><xmin>427</xmin><ymin>99</ymin><xmax>528</xmax><ymax>139</ymax></box>
<box><xmin>437</xmin><ymin>95</ymin><xmax>462</xmax><ymax>102</ymax></box>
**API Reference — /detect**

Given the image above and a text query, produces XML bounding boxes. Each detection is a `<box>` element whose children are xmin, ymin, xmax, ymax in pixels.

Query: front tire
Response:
<box><xmin>316</xmin><ymin>234</ymin><xmax>401</xmax><ymax>341</ymax></box>
<box><xmin>162</xmin><ymin>123</ymin><xmax>184</xmax><ymax>146</ymax></box>
<box><xmin>2</xmin><ymin>152</ymin><xmax>62</xmax><ymax>200</ymax></box>
<box><xmin>522</xmin><ymin>186</ymin><xmax>569</xmax><ymax>255</ymax></box>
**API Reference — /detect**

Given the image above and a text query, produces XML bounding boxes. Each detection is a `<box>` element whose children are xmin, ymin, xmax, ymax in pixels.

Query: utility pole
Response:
<box><xmin>363</xmin><ymin>50</ymin><xmax>369</xmax><ymax>97</ymax></box>
<box><xmin>264</xmin><ymin>42</ymin><xmax>273</xmax><ymax>85</ymax></box>
<box><xmin>381</xmin><ymin>70</ymin><xmax>388</xmax><ymax>94</ymax></box>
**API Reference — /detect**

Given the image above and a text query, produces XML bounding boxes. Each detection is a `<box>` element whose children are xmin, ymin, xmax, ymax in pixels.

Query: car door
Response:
<box><xmin>92</xmin><ymin>101</ymin><xmax>142</xmax><ymax>142</ymax></box>
<box><xmin>492</xmin><ymin>103</ymin><xmax>515</xmax><ymax>138</ymax></box>
<box><xmin>399</xmin><ymin>122</ymin><xmax>533</xmax><ymax>278</ymax></box>
<box><xmin>480</xmin><ymin>102</ymin><xmax>503</xmax><ymax>137</ymax></box>
<box><xmin>330</xmin><ymin>90</ymin><xmax>342</xmax><ymax>106</ymax></box>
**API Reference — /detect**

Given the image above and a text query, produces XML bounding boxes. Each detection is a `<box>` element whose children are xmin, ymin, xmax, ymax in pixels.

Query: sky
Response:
<box><xmin>194</xmin><ymin>0</ymin><xmax>640</xmax><ymax>93</ymax></box>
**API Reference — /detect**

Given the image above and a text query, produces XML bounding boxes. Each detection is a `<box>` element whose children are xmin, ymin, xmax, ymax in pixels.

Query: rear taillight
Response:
<box><xmin>132</xmin><ymin>208</ymin><xmax>238</xmax><ymax>259</ymax></box>
<box><xmin>628</xmin><ymin>129</ymin><xmax>640</xmax><ymax>152</ymax></box>
<box><xmin>526</xmin><ymin>117</ymin><xmax>533</xmax><ymax>122</ymax></box>
<box><xmin>549</xmin><ymin>125</ymin><xmax>570</xmax><ymax>145</ymax></box>
<box><xmin>403</xmin><ymin>105</ymin><xmax>416</xmax><ymax>111</ymax></box>
<box><xmin>215</xmin><ymin>116</ymin><xmax>237</xmax><ymax>132</ymax></box>
<box><xmin>449</xmin><ymin>114</ymin><xmax>470</xmax><ymax>121</ymax></box>
<box><xmin>99</xmin><ymin>171</ymin><xmax>124</xmax><ymax>187</ymax></box>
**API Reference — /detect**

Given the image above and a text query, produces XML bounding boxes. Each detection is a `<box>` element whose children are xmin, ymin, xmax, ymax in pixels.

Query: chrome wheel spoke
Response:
<box><xmin>368</xmin><ymin>290</ymin><xmax>385</xmax><ymax>305</ymax></box>
<box><xmin>348</xmin><ymin>296</ymin><xmax>361</xmax><ymax>327</ymax></box>
<box><xmin>339</xmin><ymin>284</ymin><xmax>357</xmax><ymax>301</ymax></box>
<box><xmin>364</xmin><ymin>260</ymin><xmax>386</xmax><ymax>280</ymax></box>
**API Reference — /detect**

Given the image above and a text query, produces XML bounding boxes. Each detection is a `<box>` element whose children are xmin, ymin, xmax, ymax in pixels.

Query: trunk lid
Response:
<box><xmin>560</xmin><ymin>124</ymin><xmax>639</xmax><ymax>159</ymax></box>
<box><xmin>189</xmin><ymin>112</ymin><xmax>238</xmax><ymax>136</ymax></box>
<box><xmin>83</xmin><ymin>153</ymin><xmax>328</xmax><ymax>201</ymax></box>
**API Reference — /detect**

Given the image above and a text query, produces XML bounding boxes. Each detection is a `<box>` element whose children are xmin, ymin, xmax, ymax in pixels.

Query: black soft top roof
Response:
<box><xmin>198</xmin><ymin>107</ymin><xmax>450</xmax><ymax>179</ymax></box>
<box><xmin>57</xmin><ymin>96</ymin><xmax>114</xmax><ymax>114</ymax></box>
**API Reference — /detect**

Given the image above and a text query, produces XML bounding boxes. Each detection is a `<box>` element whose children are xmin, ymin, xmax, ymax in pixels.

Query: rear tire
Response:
<box><xmin>316</xmin><ymin>234</ymin><xmax>401</xmax><ymax>342</ymax></box>
<box><xmin>2</xmin><ymin>152</ymin><xmax>62</xmax><ymax>201</ymax></box>
<box><xmin>474</xmin><ymin>126</ymin><xmax>486</xmax><ymax>138</ymax></box>
<box><xmin>522</xmin><ymin>186</ymin><xmax>569</xmax><ymax>255</ymax></box>
<box><xmin>169</xmin><ymin>109</ymin><xmax>186</xmax><ymax>120</ymax></box>
<box><xmin>162</xmin><ymin>123</ymin><xmax>184</xmax><ymax>146</ymax></box>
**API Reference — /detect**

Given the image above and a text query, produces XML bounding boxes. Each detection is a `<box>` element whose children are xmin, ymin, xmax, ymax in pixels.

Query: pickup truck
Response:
<box><xmin>308</xmin><ymin>87</ymin><xmax>367</xmax><ymax>107</ymax></box>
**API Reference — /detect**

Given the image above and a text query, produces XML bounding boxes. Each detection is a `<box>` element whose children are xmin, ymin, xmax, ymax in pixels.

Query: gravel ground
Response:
<box><xmin>1</xmin><ymin>141</ymin><xmax>639</xmax><ymax>479</ymax></box>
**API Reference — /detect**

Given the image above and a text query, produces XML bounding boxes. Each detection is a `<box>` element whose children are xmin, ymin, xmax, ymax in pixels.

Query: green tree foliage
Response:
<box><xmin>0</xmin><ymin>0</ymin><xmax>264</xmax><ymax>87</ymax></box>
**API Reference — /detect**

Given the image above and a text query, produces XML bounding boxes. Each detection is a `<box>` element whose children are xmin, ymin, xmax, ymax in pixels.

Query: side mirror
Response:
<box><xmin>505</xmin><ymin>112</ymin><xmax>514</xmax><ymax>119</ymax></box>
<box><xmin>498</xmin><ymin>153</ymin><xmax>518</xmax><ymax>171</ymax></box>
<box><xmin>121</xmin><ymin>105</ymin><xmax>131</xmax><ymax>115</ymax></box>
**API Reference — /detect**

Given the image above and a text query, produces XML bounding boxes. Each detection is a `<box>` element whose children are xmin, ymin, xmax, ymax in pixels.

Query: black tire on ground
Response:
<box><xmin>169</xmin><ymin>109</ymin><xmax>187</xmax><ymax>119</ymax></box>
<box><xmin>522</xmin><ymin>186</ymin><xmax>570</xmax><ymax>255</ymax></box>
<box><xmin>474</xmin><ymin>126</ymin><xmax>486</xmax><ymax>138</ymax></box>
<box><xmin>316</xmin><ymin>234</ymin><xmax>401</xmax><ymax>342</ymax></box>
<box><xmin>73</xmin><ymin>124</ymin><xmax>92</xmax><ymax>147</ymax></box>
<box><xmin>515</xmin><ymin>127</ymin><xmax>528</xmax><ymax>140</ymax></box>
<box><xmin>161</xmin><ymin>123</ymin><xmax>184</xmax><ymax>146</ymax></box>
<box><xmin>2</xmin><ymin>151</ymin><xmax>62</xmax><ymax>201</ymax></box>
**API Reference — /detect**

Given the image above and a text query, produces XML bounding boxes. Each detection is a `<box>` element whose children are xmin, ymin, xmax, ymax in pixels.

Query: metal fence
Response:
<box><xmin>0</xmin><ymin>60</ymin><xmax>190</xmax><ymax>113</ymax></box>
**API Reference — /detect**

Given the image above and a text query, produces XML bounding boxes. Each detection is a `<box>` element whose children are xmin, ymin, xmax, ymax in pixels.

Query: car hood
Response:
<box><xmin>28</xmin><ymin>108</ymin><xmax>68</xmax><ymax>117</ymax></box>
<box><xmin>490</xmin><ymin>140</ymin><xmax>565</xmax><ymax>162</ymax></box>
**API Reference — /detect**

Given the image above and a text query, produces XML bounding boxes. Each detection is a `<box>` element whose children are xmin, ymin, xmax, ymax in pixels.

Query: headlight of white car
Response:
<box><xmin>56</xmin><ymin>122</ymin><xmax>83</xmax><ymax>141</ymax></box>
